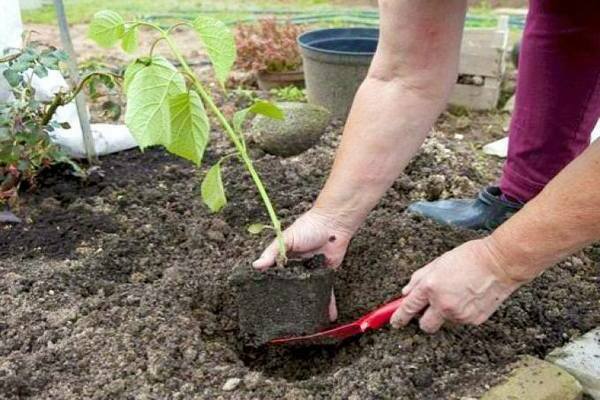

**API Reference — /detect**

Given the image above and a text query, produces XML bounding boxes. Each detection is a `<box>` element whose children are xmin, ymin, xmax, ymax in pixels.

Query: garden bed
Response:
<box><xmin>1</xmin><ymin>111</ymin><xmax>599</xmax><ymax>399</ymax></box>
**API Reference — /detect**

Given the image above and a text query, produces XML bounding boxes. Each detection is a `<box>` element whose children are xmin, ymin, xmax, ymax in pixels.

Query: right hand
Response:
<box><xmin>252</xmin><ymin>208</ymin><xmax>354</xmax><ymax>271</ymax></box>
<box><xmin>253</xmin><ymin>208</ymin><xmax>354</xmax><ymax>322</ymax></box>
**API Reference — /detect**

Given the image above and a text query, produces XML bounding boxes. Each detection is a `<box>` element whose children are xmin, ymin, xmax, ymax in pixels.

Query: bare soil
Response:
<box><xmin>1</xmin><ymin>101</ymin><xmax>599</xmax><ymax>399</ymax></box>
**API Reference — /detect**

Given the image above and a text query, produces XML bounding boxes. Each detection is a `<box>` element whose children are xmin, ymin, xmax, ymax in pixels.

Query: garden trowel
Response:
<box><xmin>269</xmin><ymin>297</ymin><xmax>405</xmax><ymax>345</ymax></box>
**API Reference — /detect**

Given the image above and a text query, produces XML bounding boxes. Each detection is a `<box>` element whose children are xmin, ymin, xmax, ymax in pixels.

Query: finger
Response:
<box><xmin>328</xmin><ymin>289</ymin><xmax>337</xmax><ymax>322</ymax></box>
<box><xmin>252</xmin><ymin>239</ymin><xmax>279</xmax><ymax>270</ymax></box>
<box><xmin>390</xmin><ymin>288</ymin><xmax>429</xmax><ymax>328</ymax></box>
<box><xmin>401</xmin><ymin>263</ymin><xmax>434</xmax><ymax>295</ymax></box>
<box><xmin>419</xmin><ymin>307</ymin><xmax>445</xmax><ymax>334</ymax></box>
<box><xmin>253</xmin><ymin>228</ymin><xmax>298</xmax><ymax>270</ymax></box>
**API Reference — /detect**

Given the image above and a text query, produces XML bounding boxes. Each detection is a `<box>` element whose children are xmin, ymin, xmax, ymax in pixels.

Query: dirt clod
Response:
<box><xmin>223</xmin><ymin>378</ymin><xmax>242</xmax><ymax>391</ymax></box>
<box><xmin>230</xmin><ymin>255</ymin><xmax>334</xmax><ymax>346</ymax></box>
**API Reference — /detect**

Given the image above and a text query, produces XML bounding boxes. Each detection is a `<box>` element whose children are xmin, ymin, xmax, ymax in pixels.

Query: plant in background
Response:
<box><xmin>88</xmin><ymin>11</ymin><xmax>288</xmax><ymax>262</ymax></box>
<box><xmin>234</xmin><ymin>18</ymin><xmax>305</xmax><ymax>74</ymax></box>
<box><xmin>270</xmin><ymin>85</ymin><xmax>306</xmax><ymax>102</ymax></box>
<box><xmin>79</xmin><ymin>59</ymin><xmax>123</xmax><ymax>121</ymax></box>
<box><xmin>0</xmin><ymin>43</ymin><xmax>110</xmax><ymax>207</ymax></box>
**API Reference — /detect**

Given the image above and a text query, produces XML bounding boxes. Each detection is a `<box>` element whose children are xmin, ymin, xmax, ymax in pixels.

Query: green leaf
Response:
<box><xmin>201</xmin><ymin>162</ymin><xmax>226</xmax><ymax>213</ymax></box>
<box><xmin>53</xmin><ymin>50</ymin><xmax>69</xmax><ymax>61</ymax></box>
<box><xmin>89</xmin><ymin>10</ymin><xmax>125</xmax><ymax>48</ymax></box>
<box><xmin>123</xmin><ymin>58</ymin><xmax>150</xmax><ymax>92</ymax></box>
<box><xmin>11</xmin><ymin>60</ymin><xmax>30</xmax><ymax>73</ymax></box>
<box><xmin>192</xmin><ymin>16</ymin><xmax>236</xmax><ymax>86</ymax></box>
<box><xmin>40</xmin><ymin>55</ymin><xmax>59</xmax><ymax>69</ymax></box>
<box><xmin>33</xmin><ymin>64</ymin><xmax>48</xmax><ymax>78</ymax></box>
<box><xmin>167</xmin><ymin>91</ymin><xmax>210</xmax><ymax>166</ymax></box>
<box><xmin>232</xmin><ymin>108</ymin><xmax>250</xmax><ymax>133</ymax></box>
<box><xmin>2</xmin><ymin>69</ymin><xmax>20</xmax><ymax>87</ymax></box>
<box><xmin>249</xmin><ymin>100</ymin><xmax>284</xmax><ymax>120</ymax></box>
<box><xmin>121</xmin><ymin>25</ymin><xmax>139</xmax><ymax>54</ymax></box>
<box><xmin>232</xmin><ymin>100</ymin><xmax>284</xmax><ymax>133</ymax></box>
<box><xmin>124</xmin><ymin>56</ymin><xmax>186</xmax><ymax>149</ymax></box>
<box><xmin>247</xmin><ymin>223</ymin><xmax>270</xmax><ymax>234</ymax></box>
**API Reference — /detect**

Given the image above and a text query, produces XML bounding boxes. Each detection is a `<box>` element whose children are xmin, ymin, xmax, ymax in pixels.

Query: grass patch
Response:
<box><xmin>22</xmin><ymin>0</ymin><xmax>347</xmax><ymax>24</ymax></box>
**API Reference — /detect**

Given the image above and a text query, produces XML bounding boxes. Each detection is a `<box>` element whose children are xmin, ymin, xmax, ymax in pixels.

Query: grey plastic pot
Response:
<box><xmin>298</xmin><ymin>28</ymin><xmax>378</xmax><ymax>119</ymax></box>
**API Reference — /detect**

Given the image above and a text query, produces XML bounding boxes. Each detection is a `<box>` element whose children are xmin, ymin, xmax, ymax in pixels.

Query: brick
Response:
<box><xmin>547</xmin><ymin>328</ymin><xmax>600</xmax><ymax>399</ymax></box>
<box><xmin>481</xmin><ymin>356</ymin><xmax>582</xmax><ymax>400</ymax></box>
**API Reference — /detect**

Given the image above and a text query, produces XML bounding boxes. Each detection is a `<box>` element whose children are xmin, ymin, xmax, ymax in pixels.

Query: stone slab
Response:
<box><xmin>481</xmin><ymin>356</ymin><xmax>582</xmax><ymax>400</ymax></box>
<box><xmin>547</xmin><ymin>328</ymin><xmax>600</xmax><ymax>399</ymax></box>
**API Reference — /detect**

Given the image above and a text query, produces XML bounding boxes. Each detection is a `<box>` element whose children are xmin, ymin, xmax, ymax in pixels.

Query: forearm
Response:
<box><xmin>488</xmin><ymin>140</ymin><xmax>600</xmax><ymax>282</ymax></box>
<box><xmin>314</xmin><ymin>77</ymin><xmax>449</xmax><ymax>231</ymax></box>
<box><xmin>314</xmin><ymin>0</ymin><xmax>467</xmax><ymax>233</ymax></box>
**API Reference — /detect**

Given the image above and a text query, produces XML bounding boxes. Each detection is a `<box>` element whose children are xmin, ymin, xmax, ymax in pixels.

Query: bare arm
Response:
<box><xmin>255</xmin><ymin>0</ymin><xmax>468</xmax><ymax>269</ymax></box>
<box><xmin>391</xmin><ymin>140</ymin><xmax>600</xmax><ymax>333</ymax></box>
<box><xmin>490</xmin><ymin>139</ymin><xmax>600</xmax><ymax>281</ymax></box>
<box><xmin>315</xmin><ymin>0</ymin><xmax>468</xmax><ymax>233</ymax></box>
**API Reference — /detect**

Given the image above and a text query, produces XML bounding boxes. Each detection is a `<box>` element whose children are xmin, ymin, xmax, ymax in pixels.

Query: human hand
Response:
<box><xmin>390</xmin><ymin>238</ymin><xmax>527</xmax><ymax>333</ymax></box>
<box><xmin>252</xmin><ymin>208</ymin><xmax>354</xmax><ymax>270</ymax></box>
<box><xmin>253</xmin><ymin>208</ymin><xmax>354</xmax><ymax>321</ymax></box>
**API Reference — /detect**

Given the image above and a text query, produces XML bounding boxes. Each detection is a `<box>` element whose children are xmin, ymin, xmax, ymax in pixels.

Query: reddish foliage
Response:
<box><xmin>234</xmin><ymin>18</ymin><xmax>306</xmax><ymax>74</ymax></box>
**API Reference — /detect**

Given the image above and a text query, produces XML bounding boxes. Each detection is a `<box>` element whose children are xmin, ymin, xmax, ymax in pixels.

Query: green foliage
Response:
<box><xmin>167</xmin><ymin>91</ymin><xmax>209</xmax><ymax>166</ymax></box>
<box><xmin>121</xmin><ymin>25</ymin><xmax>140</xmax><ymax>54</ymax></box>
<box><xmin>124</xmin><ymin>56</ymin><xmax>186</xmax><ymax>148</ymax></box>
<box><xmin>79</xmin><ymin>59</ymin><xmax>122</xmax><ymax>121</ymax></box>
<box><xmin>88</xmin><ymin>10</ymin><xmax>126</xmax><ymax>48</ymax></box>
<box><xmin>192</xmin><ymin>16</ymin><xmax>236</xmax><ymax>86</ymax></box>
<box><xmin>201</xmin><ymin>162</ymin><xmax>226</xmax><ymax>213</ymax></box>
<box><xmin>247</xmin><ymin>222</ymin><xmax>270</xmax><ymax>234</ymax></box>
<box><xmin>0</xmin><ymin>44</ymin><xmax>84</xmax><ymax>206</ymax></box>
<box><xmin>89</xmin><ymin>10</ymin><xmax>288</xmax><ymax>259</ymax></box>
<box><xmin>232</xmin><ymin>99</ymin><xmax>284</xmax><ymax>138</ymax></box>
<box><xmin>270</xmin><ymin>85</ymin><xmax>306</xmax><ymax>102</ymax></box>
<box><xmin>248</xmin><ymin>100</ymin><xmax>285</xmax><ymax>120</ymax></box>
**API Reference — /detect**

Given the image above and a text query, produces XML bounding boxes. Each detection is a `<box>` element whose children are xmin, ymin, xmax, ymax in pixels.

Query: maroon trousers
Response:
<box><xmin>499</xmin><ymin>0</ymin><xmax>600</xmax><ymax>202</ymax></box>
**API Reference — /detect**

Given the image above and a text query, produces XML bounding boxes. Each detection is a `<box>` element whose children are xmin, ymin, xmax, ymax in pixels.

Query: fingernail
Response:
<box><xmin>252</xmin><ymin>259</ymin><xmax>263</xmax><ymax>268</ymax></box>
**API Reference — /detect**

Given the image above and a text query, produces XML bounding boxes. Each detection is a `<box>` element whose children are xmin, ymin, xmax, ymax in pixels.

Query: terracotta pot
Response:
<box><xmin>256</xmin><ymin>68</ymin><xmax>305</xmax><ymax>91</ymax></box>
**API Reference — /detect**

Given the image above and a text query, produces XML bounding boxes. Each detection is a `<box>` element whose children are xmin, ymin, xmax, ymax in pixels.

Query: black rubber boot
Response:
<box><xmin>406</xmin><ymin>186</ymin><xmax>523</xmax><ymax>231</ymax></box>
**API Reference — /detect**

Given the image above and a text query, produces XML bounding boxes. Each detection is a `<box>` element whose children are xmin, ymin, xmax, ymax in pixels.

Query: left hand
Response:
<box><xmin>390</xmin><ymin>238</ymin><xmax>527</xmax><ymax>333</ymax></box>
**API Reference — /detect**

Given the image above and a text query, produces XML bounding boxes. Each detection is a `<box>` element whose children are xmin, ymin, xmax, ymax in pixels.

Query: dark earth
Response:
<box><xmin>1</xmin><ymin>106</ymin><xmax>600</xmax><ymax>399</ymax></box>
<box><xmin>231</xmin><ymin>255</ymin><xmax>334</xmax><ymax>346</ymax></box>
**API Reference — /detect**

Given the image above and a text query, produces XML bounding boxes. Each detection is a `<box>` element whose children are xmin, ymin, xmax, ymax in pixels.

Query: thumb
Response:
<box><xmin>252</xmin><ymin>240</ymin><xmax>279</xmax><ymax>270</ymax></box>
<box><xmin>253</xmin><ymin>229</ymin><xmax>294</xmax><ymax>270</ymax></box>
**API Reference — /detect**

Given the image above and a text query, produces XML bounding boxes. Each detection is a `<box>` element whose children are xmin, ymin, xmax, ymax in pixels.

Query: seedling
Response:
<box><xmin>270</xmin><ymin>85</ymin><xmax>307</xmax><ymax>102</ymax></box>
<box><xmin>88</xmin><ymin>11</ymin><xmax>287</xmax><ymax>262</ymax></box>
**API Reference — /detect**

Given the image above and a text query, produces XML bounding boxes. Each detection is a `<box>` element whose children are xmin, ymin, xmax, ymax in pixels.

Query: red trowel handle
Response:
<box><xmin>358</xmin><ymin>297</ymin><xmax>405</xmax><ymax>331</ymax></box>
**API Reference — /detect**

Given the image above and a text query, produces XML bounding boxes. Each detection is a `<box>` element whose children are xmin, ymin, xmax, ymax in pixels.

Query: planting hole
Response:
<box><xmin>238</xmin><ymin>339</ymin><xmax>364</xmax><ymax>381</ymax></box>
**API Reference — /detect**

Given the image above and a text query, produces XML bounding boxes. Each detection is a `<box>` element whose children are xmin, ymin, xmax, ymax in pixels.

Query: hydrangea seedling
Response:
<box><xmin>88</xmin><ymin>11</ymin><xmax>287</xmax><ymax>262</ymax></box>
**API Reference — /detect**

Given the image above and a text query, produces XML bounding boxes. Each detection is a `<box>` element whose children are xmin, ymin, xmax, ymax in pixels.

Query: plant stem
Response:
<box><xmin>41</xmin><ymin>93</ymin><xmax>66</xmax><ymax>126</ymax></box>
<box><xmin>41</xmin><ymin>72</ymin><xmax>117</xmax><ymax>126</ymax></box>
<box><xmin>163</xmin><ymin>34</ymin><xmax>287</xmax><ymax>263</ymax></box>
